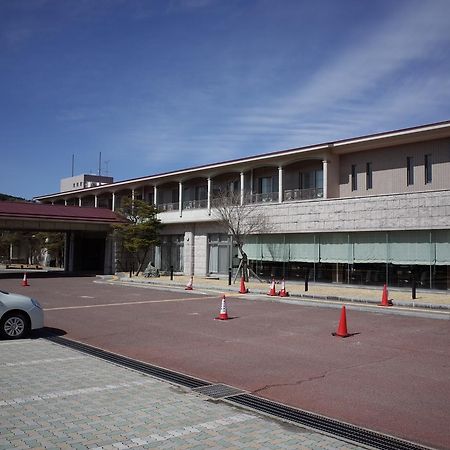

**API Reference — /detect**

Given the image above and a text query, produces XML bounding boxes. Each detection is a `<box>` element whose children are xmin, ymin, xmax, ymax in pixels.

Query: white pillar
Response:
<box><xmin>278</xmin><ymin>166</ymin><xmax>283</xmax><ymax>203</ymax></box>
<box><xmin>207</xmin><ymin>177</ymin><xmax>212</xmax><ymax>215</ymax></box>
<box><xmin>240</xmin><ymin>172</ymin><xmax>245</xmax><ymax>205</ymax></box>
<box><xmin>179</xmin><ymin>182</ymin><xmax>183</xmax><ymax>217</ymax></box>
<box><xmin>94</xmin><ymin>195</ymin><xmax>98</xmax><ymax>208</ymax></box>
<box><xmin>112</xmin><ymin>192</ymin><xmax>116</xmax><ymax>211</ymax></box>
<box><xmin>153</xmin><ymin>186</ymin><xmax>158</xmax><ymax>206</ymax></box>
<box><xmin>250</xmin><ymin>169</ymin><xmax>254</xmax><ymax>197</ymax></box>
<box><xmin>78</xmin><ymin>197</ymin><xmax>82</xmax><ymax>207</ymax></box>
<box><xmin>322</xmin><ymin>160</ymin><xmax>328</xmax><ymax>199</ymax></box>
<box><xmin>64</xmin><ymin>199</ymin><xmax>67</xmax><ymax>206</ymax></box>
<box><xmin>131</xmin><ymin>188</ymin><xmax>135</xmax><ymax>202</ymax></box>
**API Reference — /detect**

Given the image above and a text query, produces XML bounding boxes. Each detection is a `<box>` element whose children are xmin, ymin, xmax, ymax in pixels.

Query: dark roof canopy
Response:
<box><xmin>0</xmin><ymin>201</ymin><xmax>124</xmax><ymax>224</ymax></box>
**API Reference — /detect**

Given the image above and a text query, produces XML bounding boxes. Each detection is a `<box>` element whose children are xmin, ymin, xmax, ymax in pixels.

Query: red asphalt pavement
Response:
<box><xmin>2</xmin><ymin>277</ymin><xmax>449</xmax><ymax>449</ymax></box>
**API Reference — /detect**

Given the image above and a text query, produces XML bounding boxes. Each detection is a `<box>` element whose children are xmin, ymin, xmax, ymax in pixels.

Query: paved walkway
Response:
<box><xmin>1</xmin><ymin>338</ymin><xmax>363</xmax><ymax>450</ymax></box>
<box><xmin>111</xmin><ymin>274</ymin><xmax>450</xmax><ymax>311</ymax></box>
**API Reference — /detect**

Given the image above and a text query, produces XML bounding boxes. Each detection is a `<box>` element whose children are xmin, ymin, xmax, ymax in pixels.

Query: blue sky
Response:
<box><xmin>1</xmin><ymin>0</ymin><xmax>449</xmax><ymax>199</ymax></box>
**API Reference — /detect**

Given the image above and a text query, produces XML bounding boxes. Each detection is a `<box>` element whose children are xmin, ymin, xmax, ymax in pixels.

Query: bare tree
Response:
<box><xmin>212</xmin><ymin>189</ymin><xmax>269</xmax><ymax>282</ymax></box>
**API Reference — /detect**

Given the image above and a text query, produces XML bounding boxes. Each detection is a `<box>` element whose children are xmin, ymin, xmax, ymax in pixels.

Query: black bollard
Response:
<box><xmin>305</xmin><ymin>268</ymin><xmax>309</xmax><ymax>292</ymax></box>
<box><xmin>412</xmin><ymin>277</ymin><xmax>416</xmax><ymax>300</ymax></box>
<box><xmin>170</xmin><ymin>265</ymin><xmax>174</xmax><ymax>281</ymax></box>
<box><xmin>228</xmin><ymin>267</ymin><xmax>232</xmax><ymax>286</ymax></box>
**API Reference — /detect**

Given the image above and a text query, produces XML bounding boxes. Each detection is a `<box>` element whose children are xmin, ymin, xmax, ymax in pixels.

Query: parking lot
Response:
<box><xmin>1</xmin><ymin>276</ymin><xmax>449</xmax><ymax>449</ymax></box>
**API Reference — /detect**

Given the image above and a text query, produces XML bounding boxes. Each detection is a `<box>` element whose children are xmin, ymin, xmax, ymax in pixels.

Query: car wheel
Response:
<box><xmin>0</xmin><ymin>313</ymin><xmax>30</xmax><ymax>339</ymax></box>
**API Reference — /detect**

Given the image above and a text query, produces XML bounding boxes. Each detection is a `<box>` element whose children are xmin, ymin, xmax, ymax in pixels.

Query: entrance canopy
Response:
<box><xmin>0</xmin><ymin>201</ymin><xmax>124</xmax><ymax>232</ymax></box>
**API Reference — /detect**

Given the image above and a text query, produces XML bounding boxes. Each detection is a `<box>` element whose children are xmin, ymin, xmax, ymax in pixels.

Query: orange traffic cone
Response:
<box><xmin>332</xmin><ymin>306</ymin><xmax>350</xmax><ymax>338</ymax></box>
<box><xmin>279</xmin><ymin>279</ymin><xmax>289</xmax><ymax>297</ymax></box>
<box><xmin>215</xmin><ymin>295</ymin><xmax>229</xmax><ymax>320</ymax></box>
<box><xmin>22</xmin><ymin>272</ymin><xmax>29</xmax><ymax>287</ymax></box>
<box><xmin>379</xmin><ymin>284</ymin><xmax>392</xmax><ymax>306</ymax></box>
<box><xmin>185</xmin><ymin>276</ymin><xmax>193</xmax><ymax>290</ymax></box>
<box><xmin>267</xmin><ymin>278</ymin><xmax>277</xmax><ymax>296</ymax></box>
<box><xmin>239</xmin><ymin>276</ymin><xmax>248</xmax><ymax>294</ymax></box>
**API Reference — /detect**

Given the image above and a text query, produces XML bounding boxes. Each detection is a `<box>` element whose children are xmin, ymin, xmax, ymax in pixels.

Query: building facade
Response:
<box><xmin>35</xmin><ymin>121</ymin><xmax>450</xmax><ymax>290</ymax></box>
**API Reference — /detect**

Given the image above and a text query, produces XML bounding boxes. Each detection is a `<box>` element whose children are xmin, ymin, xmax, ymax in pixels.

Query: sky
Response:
<box><xmin>1</xmin><ymin>0</ymin><xmax>449</xmax><ymax>199</ymax></box>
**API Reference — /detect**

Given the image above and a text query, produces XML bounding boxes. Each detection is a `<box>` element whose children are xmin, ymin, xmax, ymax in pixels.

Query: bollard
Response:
<box><xmin>170</xmin><ymin>265</ymin><xmax>174</xmax><ymax>281</ymax></box>
<box><xmin>129</xmin><ymin>268</ymin><xmax>132</xmax><ymax>278</ymax></box>
<box><xmin>305</xmin><ymin>268</ymin><xmax>309</xmax><ymax>292</ymax></box>
<box><xmin>228</xmin><ymin>267</ymin><xmax>232</xmax><ymax>286</ymax></box>
<box><xmin>412</xmin><ymin>277</ymin><xmax>416</xmax><ymax>300</ymax></box>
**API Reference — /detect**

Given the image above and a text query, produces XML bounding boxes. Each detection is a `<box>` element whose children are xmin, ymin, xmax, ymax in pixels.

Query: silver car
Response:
<box><xmin>0</xmin><ymin>289</ymin><xmax>44</xmax><ymax>339</ymax></box>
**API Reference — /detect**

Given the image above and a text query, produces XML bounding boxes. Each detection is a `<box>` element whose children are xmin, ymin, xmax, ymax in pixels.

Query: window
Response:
<box><xmin>299</xmin><ymin>170</ymin><xmax>323</xmax><ymax>189</ymax></box>
<box><xmin>259</xmin><ymin>177</ymin><xmax>273</xmax><ymax>194</ymax></box>
<box><xmin>366</xmin><ymin>163</ymin><xmax>373</xmax><ymax>190</ymax></box>
<box><xmin>424</xmin><ymin>154</ymin><xmax>432</xmax><ymax>184</ymax></box>
<box><xmin>351</xmin><ymin>165</ymin><xmax>357</xmax><ymax>191</ymax></box>
<box><xmin>195</xmin><ymin>185</ymin><xmax>207</xmax><ymax>200</ymax></box>
<box><xmin>407</xmin><ymin>157</ymin><xmax>414</xmax><ymax>186</ymax></box>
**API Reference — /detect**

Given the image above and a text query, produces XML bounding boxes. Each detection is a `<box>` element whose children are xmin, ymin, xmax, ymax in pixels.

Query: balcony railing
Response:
<box><xmin>284</xmin><ymin>188</ymin><xmax>323</xmax><ymax>201</ymax></box>
<box><xmin>183</xmin><ymin>199</ymin><xmax>208</xmax><ymax>210</ymax></box>
<box><xmin>157</xmin><ymin>202</ymin><xmax>179</xmax><ymax>212</ymax></box>
<box><xmin>249</xmin><ymin>192</ymin><xmax>279</xmax><ymax>204</ymax></box>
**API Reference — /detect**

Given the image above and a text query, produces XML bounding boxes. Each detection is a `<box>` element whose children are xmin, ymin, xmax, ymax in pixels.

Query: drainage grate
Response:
<box><xmin>192</xmin><ymin>384</ymin><xmax>245</xmax><ymax>399</ymax></box>
<box><xmin>227</xmin><ymin>394</ymin><xmax>430</xmax><ymax>450</ymax></box>
<box><xmin>45</xmin><ymin>336</ymin><xmax>210</xmax><ymax>389</ymax></box>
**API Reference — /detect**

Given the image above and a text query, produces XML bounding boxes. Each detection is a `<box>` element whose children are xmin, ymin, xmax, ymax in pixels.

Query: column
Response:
<box><xmin>240</xmin><ymin>172</ymin><xmax>245</xmax><ymax>205</ymax></box>
<box><xmin>179</xmin><ymin>182</ymin><xmax>183</xmax><ymax>217</ymax></box>
<box><xmin>322</xmin><ymin>160</ymin><xmax>328</xmax><ymax>199</ymax></box>
<box><xmin>112</xmin><ymin>192</ymin><xmax>116</xmax><ymax>211</ymax></box>
<box><xmin>153</xmin><ymin>186</ymin><xmax>158</xmax><ymax>206</ymax></box>
<box><xmin>250</xmin><ymin>170</ymin><xmax>254</xmax><ymax>197</ymax></box>
<box><xmin>94</xmin><ymin>195</ymin><xmax>98</xmax><ymax>208</ymax></box>
<box><xmin>278</xmin><ymin>166</ymin><xmax>283</xmax><ymax>203</ymax></box>
<box><xmin>131</xmin><ymin>188</ymin><xmax>135</xmax><ymax>202</ymax></box>
<box><xmin>64</xmin><ymin>199</ymin><xmax>67</xmax><ymax>206</ymax></box>
<box><xmin>207</xmin><ymin>177</ymin><xmax>212</xmax><ymax>215</ymax></box>
<box><xmin>78</xmin><ymin>197</ymin><xmax>82</xmax><ymax>207</ymax></box>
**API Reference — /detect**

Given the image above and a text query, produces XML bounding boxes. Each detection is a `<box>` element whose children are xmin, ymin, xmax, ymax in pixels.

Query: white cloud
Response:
<box><xmin>230</xmin><ymin>0</ymin><xmax>450</xmax><ymax>148</ymax></box>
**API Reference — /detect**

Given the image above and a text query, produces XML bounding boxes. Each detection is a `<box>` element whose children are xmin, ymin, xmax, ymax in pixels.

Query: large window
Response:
<box><xmin>160</xmin><ymin>235</ymin><xmax>184</xmax><ymax>272</ymax></box>
<box><xmin>259</xmin><ymin>177</ymin><xmax>273</xmax><ymax>194</ymax></box>
<box><xmin>244</xmin><ymin>231</ymin><xmax>450</xmax><ymax>289</ymax></box>
<box><xmin>208</xmin><ymin>234</ymin><xmax>231</xmax><ymax>274</ymax></box>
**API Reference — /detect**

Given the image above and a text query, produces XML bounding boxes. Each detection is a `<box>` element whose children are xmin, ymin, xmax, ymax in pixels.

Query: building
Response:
<box><xmin>35</xmin><ymin>120</ymin><xmax>450</xmax><ymax>289</ymax></box>
<box><xmin>60</xmin><ymin>174</ymin><xmax>113</xmax><ymax>193</ymax></box>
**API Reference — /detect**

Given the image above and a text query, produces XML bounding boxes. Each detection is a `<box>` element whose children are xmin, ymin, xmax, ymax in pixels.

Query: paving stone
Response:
<box><xmin>0</xmin><ymin>339</ymin><xmax>363</xmax><ymax>449</ymax></box>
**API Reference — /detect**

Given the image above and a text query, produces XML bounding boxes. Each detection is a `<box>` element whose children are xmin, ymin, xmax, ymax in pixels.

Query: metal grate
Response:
<box><xmin>227</xmin><ymin>394</ymin><xmax>430</xmax><ymax>450</ymax></box>
<box><xmin>45</xmin><ymin>336</ymin><xmax>210</xmax><ymax>389</ymax></box>
<box><xmin>192</xmin><ymin>384</ymin><xmax>245</xmax><ymax>399</ymax></box>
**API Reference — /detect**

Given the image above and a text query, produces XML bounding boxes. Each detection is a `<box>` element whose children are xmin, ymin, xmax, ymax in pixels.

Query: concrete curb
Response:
<box><xmin>98</xmin><ymin>275</ymin><xmax>450</xmax><ymax>312</ymax></box>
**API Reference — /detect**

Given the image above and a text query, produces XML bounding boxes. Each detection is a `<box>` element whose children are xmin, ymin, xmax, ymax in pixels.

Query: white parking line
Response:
<box><xmin>44</xmin><ymin>296</ymin><xmax>215</xmax><ymax>311</ymax></box>
<box><xmin>1</xmin><ymin>356</ymin><xmax>86</xmax><ymax>367</ymax></box>
<box><xmin>90</xmin><ymin>413</ymin><xmax>256</xmax><ymax>450</ymax></box>
<box><xmin>0</xmin><ymin>379</ymin><xmax>156</xmax><ymax>406</ymax></box>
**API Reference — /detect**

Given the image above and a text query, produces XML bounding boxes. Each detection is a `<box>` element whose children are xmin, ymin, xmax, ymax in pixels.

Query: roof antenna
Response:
<box><xmin>98</xmin><ymin>151</ymin><xmax>102</xmax><ymax>176</ymax></box>
<box><xmin>71</xmin><ymin>154</ymin><xmax>75</xmax><ymax>177</ymax></box>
